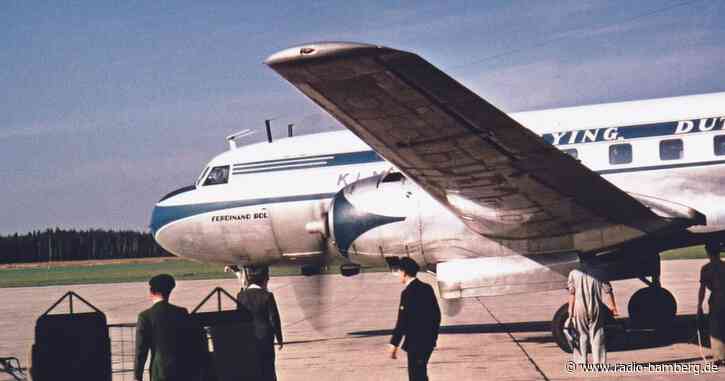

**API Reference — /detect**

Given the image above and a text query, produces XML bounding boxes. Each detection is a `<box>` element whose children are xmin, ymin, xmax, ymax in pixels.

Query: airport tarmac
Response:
<box><xmin>0</xmin><ymin>259</ymin><xmax>720</xmax><ymax>380</ymax></box>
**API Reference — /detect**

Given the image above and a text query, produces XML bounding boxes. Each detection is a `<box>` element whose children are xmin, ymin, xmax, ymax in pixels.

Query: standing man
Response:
<box><xmin>697</xmin><ymin>242</ymin><xmax>725</xmax><ymax>365</ymax></box>
<box><xmin>135</xmin><ymin>274</ymin><xmax>195</xmax><ymax>381</ymax></box>
<box><xmin>566</xmin><ymin>268</ymin><xmax>618</xmax><ymax>364</ymax></box>
<box><xmin>237</xmin><ymin>266</ymin><xmax>283</xmax><ymax>381</ymax></box>
<box><xmin>388</xmin><ymin>257</ymin><xmax>442</xmax><ymax>381</ymax></box>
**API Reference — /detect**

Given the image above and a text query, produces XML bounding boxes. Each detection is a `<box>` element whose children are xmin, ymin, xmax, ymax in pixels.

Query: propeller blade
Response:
<box><xmin>292</xmin><ymin>266</ymin><xmax>332</xmax><ymax>331</ymax></box>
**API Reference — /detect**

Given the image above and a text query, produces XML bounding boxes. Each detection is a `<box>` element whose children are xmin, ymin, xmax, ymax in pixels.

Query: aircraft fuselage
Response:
<box><xmin>150</xmin><ymin>92</ymin><xmax>725</xmax><ymax>271</ymax></box>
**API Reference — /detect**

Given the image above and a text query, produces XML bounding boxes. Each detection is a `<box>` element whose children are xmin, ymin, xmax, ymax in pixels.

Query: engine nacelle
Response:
<box><xmin>327</xmin><ymin>173</ymin><xmax>423</xmax><ymax>267</ymax></box>
<box><xmin>327</xmin><ymin>172</ymin><xmax>519</xmax><ymax>269</ymax></box>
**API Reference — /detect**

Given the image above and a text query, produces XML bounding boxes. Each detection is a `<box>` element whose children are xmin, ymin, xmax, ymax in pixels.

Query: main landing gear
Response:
<box><xmin>552</xmin><ymin>273</ymin><xmax>677</xmax><ymax>353</ymax></box>
<box><xmin>628</xmin><ymin>275</ymin><xmax>677</xmax><ymax>330</ymax></box>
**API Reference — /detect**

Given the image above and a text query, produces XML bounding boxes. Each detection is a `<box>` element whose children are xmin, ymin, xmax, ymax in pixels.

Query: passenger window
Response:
<box><xmin>562</xmin><ymin>148</ymin><xmax>578</xmax><ymax>159</ymax></box>
<box><xmin>659</xmin><ymin>139</ymin><xmax>683</xmax><ymax>161</ymax></box>
<box><xmin>715</xmin><ymin>135</ymin><xmax>725</xmax><ymax>156</ymax></box>
<box><xmin>609</xmin><ymin>144</ymin><xmax>632</xmax><ymax>165</ymax></box>
<box><xmin>203</xmin><ymin>165</ymin><xmax>230</xmax><ymax>186</ymax></box>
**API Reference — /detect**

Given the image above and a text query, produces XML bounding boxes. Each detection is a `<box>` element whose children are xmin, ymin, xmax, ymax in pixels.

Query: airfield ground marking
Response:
<box><xmin>475</xmin><ymin>297</ymin><xmax>551</xmax><ymax>381</ymax></box>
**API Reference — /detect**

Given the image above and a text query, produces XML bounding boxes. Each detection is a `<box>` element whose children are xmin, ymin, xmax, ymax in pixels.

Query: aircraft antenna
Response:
<box><xmin>225</xmin><ymin>129</ymin><xmax>255</xmax><ymax>150</ymax></box>
<box><xmin>265</xmin><ymin>119</ymin><xmax>273</xmax><ymax>143</ymax></box>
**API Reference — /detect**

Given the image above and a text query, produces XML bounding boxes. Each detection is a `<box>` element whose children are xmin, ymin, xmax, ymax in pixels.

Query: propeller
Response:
<box><xmin>292</xmin><ymin>262</ymin><xmax>332</xmax><ymax>331</ymax></box>
<box><xmin>292</xmin><ymin>200</ymin><xmax>335</xmax><ymax>331</ymax></box>
<box><xmin>290</xmin><ymin>239</ymin><xmax>366</xmax><ymax>332</ymax></box>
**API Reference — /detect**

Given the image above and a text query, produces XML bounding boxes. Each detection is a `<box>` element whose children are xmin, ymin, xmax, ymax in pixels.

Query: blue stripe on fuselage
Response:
<box><xmin>149</xmin><ymin>193</ymin><xmax>336</xmax><ymax>234</ymax></box>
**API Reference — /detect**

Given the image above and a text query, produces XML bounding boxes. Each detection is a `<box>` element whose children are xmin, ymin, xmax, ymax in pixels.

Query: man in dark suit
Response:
<box><xmin>388</xmin><ymin>258</ymin><xmax>442</xmax><ymax>381</ymax></box>
<box><xmin>237</xmin><ymin>266</ymin><xmax>283</xmax><ymax>381</ymax></box>
<box><xmin>135</xmin><ymin>274</ymin><xmax>195</xmax><ymax>381</ymax></box>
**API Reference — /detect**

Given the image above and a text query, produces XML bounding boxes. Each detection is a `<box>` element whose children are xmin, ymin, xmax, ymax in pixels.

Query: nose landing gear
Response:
<box><xmin>224</xmin><ymin>265</ymin><xmax>271</xmax><ymax>289</ymax></box>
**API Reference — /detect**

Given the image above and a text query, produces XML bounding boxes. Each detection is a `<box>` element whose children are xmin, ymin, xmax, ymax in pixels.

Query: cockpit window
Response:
<box><xmin>196</xmin><ymin>167</ymin><xmax>210</xmax><ymax>187</ymax></box>
<box><xmin>203</xmin><ymin>165</ymin><xmax>230</xmax><ymax>186</ymax></box>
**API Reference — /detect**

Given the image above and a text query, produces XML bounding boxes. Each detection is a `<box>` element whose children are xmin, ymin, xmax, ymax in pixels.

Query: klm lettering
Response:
<box><xmin>674</xmin><ymin>117</ymin><xmax>725</xmax><ymax>134</ymax></box>
<box><xmin>337</xmin><ymin>170</ymin><xmax>383</xmax><ymax>186</ymax></box>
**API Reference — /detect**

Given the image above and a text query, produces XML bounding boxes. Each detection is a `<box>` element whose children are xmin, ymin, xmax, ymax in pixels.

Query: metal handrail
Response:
<box><xmin>191</xmin><ymin>287</ymin><xmax>240</xmax><ymax>313</ymax></box>
<box><xmin>41</xmin><ymin>291</ymin><xmax>103</xmax><ymax>316</ymax></box>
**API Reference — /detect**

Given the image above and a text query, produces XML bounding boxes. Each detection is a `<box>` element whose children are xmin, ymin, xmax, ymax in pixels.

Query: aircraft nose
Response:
<box><xmin>149</xmin><ymin>204</ymin><xmax>165</xmax><ymax>236</ymax></box>
<box><xmin>149</xmin><ymin>185</ymin><xmax>196</xmax><ymax>235</ymax></box>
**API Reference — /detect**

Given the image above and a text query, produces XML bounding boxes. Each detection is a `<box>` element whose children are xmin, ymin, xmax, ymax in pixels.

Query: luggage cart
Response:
<box><xmin>31</xmin><ymin>291</ymin><xmax>111</xmax><ymax>381</ymax></box>
<box><xmin>191</xmin><ymin>287</ymin><xmax>257</xmax><ymax>381</ymax></box>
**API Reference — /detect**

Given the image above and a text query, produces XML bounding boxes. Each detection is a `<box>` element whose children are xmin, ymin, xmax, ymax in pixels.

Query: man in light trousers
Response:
<box><xmin>566</xmin><ymin>269</ymin><xmax>618</xmax><ymax>364</ymax></box>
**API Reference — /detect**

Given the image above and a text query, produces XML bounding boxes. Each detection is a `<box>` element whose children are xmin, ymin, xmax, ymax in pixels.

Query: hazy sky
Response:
<box><xmin>2</xmin><ymin>0</ymin><xmax>724</xmax><ymax>234</ymax></box>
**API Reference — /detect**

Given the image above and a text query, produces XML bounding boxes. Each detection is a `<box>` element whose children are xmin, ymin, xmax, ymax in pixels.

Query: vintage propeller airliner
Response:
<box><xmin>150</xmin><ymin>42</ymin><xmax>725</xmax><ymax>350</ymax></box>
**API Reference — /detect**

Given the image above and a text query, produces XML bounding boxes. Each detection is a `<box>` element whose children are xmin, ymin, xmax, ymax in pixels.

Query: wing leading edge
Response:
<box><xmin>265</xmin><ymin>42</ymin><xmax>698</xmax><ymax>244</ymax></box>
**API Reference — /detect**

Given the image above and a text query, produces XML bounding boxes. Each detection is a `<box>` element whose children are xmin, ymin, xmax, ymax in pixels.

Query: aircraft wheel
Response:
<box><xmin>552</xmin><ymin>303</ymin><xmax>573</xmax><ymax>353</ymax></box>
<box><xmin>628</xmin><ymin>287</ymin><xmax>677</xmax><ymax>330</ymax></box>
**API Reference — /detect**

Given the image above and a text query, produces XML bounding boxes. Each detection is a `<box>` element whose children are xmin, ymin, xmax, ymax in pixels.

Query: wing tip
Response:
<box><xmin>264</xmin><ymin>41</ymin><xmax>385</xmax><ymax>66</ymax></box>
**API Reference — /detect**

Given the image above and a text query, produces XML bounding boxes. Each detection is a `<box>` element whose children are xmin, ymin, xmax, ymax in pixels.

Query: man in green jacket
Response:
<box><xmin>134</xmin><ymin>274</ymin><xmax>195</xmax><ymax>381</ymax></box>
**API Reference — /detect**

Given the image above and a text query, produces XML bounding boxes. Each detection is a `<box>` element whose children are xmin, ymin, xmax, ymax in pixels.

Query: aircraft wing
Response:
<box><xmin>265</xmin><ymin>42</ymin><xmax>696</xmax><ymax>240</ymax></box>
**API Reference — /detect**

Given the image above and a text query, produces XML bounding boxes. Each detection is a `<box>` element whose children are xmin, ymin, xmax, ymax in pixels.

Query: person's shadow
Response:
<box><xmin>348</xmin><ymin>313</ymin><xmax>709</xmax><ymax>352</ymax></box>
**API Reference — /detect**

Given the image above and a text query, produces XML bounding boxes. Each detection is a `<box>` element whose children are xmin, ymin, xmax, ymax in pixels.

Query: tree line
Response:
<box><xmin>0</xmin><ymin>229</ymin><xmax>171</xmax><ymax>264</ymax></box>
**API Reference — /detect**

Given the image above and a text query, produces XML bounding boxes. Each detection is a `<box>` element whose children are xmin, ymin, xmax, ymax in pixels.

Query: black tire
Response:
<box><xmin>552</xmin><ymin>303</ymin><xmax>573</xmax><ymax>353</ymax></box>
<box><xmin>628</xmin><ymin>287</ymin><xmax>677</xmax><ymax>330</ymax></box>
<box><xmin>340</xmin><ymin>264</ymin><xmax>361</xmax><ymax>277</ymax></box>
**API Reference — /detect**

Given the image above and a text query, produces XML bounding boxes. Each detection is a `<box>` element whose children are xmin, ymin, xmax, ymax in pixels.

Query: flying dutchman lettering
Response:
<box><xmin>675</xmin><ymin>118</ymin><xmax>725</xmax><ymax>134</ymax></box>
<box><xmin>603</xmin><ymin>127</ymin><xmax>618</xmax><ymax>140</ymax></box>
<box><xmin>544</xmin><ymin>116</ymin><xmax>725</xmax><ymax>145</ymax></box>
<box><xmin>567</xmin><ymin>130</ymin><xmax>579</xmax><ymax>145</ymax></box>
<box><xmin>675</xmin><ymin>120</ymin><xmax>695</xmax><ymax>134</ymax></box>
<box><xmin>544</xmin><ymin>127</ymin><xmax>620</xmax><ymax>145</ymax></box>
<box><xmin>582</xmin><ymin>129</ymin><xmax>599</xmax><ymax>142</ymax></box>
<box><xmin>699</xmin><ymin>118</ymin><xmax>717</xmax><ymax>132</ymax></box>
<box><xmin>550</xmin><ymin>131</ymin><xmax>567</xmax><ymax>145</ymax></box>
